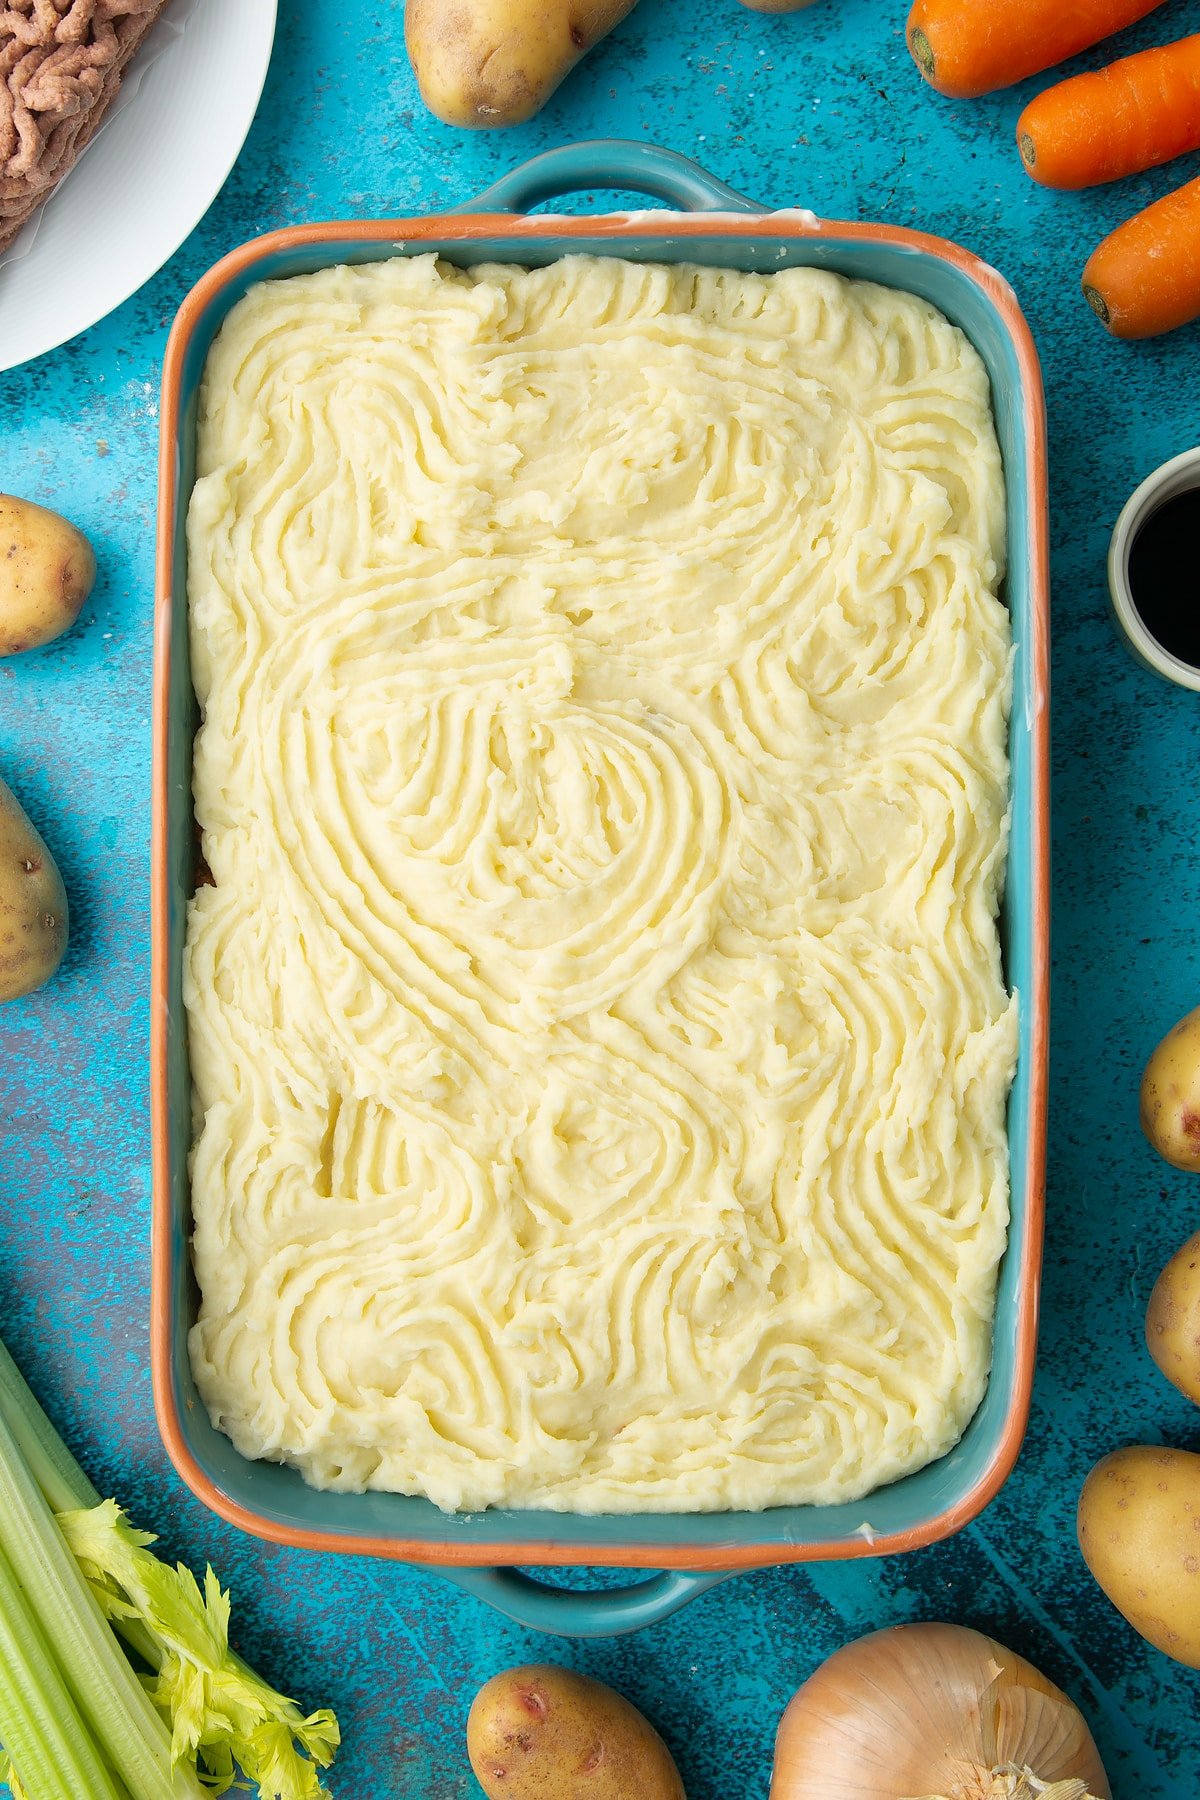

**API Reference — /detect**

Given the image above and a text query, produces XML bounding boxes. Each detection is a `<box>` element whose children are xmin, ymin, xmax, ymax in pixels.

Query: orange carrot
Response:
<box><xmin>1019</xmin><ymin>35</ymin><xmax>1200</xmax><ymax>187</ymax></box>
<box><xmin>1083</xmin><ymin>175</ymin><xmax>1200</xmax><ymax>337</ymax></box>
<box><xmin>908</xmin><ymin>0</ymin><xmax>1165</xmax><ymax>99</ymax></box>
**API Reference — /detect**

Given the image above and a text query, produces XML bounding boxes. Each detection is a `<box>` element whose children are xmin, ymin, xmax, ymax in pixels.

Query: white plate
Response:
<box><xmin>0</xmin><ymin>0</ymin><xmax>278</xmax><ymax>374</ymax></box>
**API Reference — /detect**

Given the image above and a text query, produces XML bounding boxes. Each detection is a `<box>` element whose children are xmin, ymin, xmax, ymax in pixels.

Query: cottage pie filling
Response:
<box><xmin>185</xmin><ymin>254</ymin><xmax>1016</xmax><ymax>1513</ymax></box>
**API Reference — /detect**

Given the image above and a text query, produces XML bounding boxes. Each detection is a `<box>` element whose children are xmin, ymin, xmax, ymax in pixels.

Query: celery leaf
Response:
<box><xmin>56</xmin><ymin>1503</ymin><xmax>339</xmax><ymax>1800</ymax></box>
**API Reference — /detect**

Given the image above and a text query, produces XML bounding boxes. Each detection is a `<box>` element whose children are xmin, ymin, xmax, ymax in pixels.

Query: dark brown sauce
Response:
<box><xmin>1128</xmin><ymin>487</ymin><xmax>1200</xmax><ymax>669</ymax></box>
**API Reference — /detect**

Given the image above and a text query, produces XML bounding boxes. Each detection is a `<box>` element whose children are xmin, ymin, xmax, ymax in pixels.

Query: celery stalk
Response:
<box><xmin>0</xmin><ymin>1537</ymin><xmax>125</xmax><ymax>1800</ymax></box>
<box><xmin>0</xmin><ymin>1346</ymin><xmax>172</xmax><ymax>1685</ymax></box>
<box><xmin>0</xmin><ymin>1337</ymin><xmax>339</xmax><ymax>1800</ymax></box>
<box><xmin>0</xmin><ymin>1337</ymin><xmax>99</xmax><ymax>1516</ymax></box>
<box><xmin>61</xmin><ymin>1505</ymin><xmax>339</xmax><ymax>1799</ymax></box>
<box><xmin>0</xmin><ymin>1403</ymin><xmax>207</xmax><ymax>1800</ymax></box>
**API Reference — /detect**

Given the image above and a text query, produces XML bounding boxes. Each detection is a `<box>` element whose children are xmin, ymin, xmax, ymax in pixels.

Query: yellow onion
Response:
<box><xmin>769</xmin><ymin>1623</ymin><xmax>1111</xmax><ymax>1800</ymax></box>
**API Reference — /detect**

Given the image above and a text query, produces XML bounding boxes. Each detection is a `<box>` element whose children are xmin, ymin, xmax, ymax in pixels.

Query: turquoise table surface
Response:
<box><xmin>2</xmin><ymin>0</ymin><xmax>1200</xmax><ymax>1793</ymax></box>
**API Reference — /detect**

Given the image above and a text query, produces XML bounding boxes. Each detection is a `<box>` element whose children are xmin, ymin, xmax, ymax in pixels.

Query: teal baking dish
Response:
<box><xmin>151</xmin><ymin>140</ymin><xmax>1050</xmax><ymax>1639</ymax></box>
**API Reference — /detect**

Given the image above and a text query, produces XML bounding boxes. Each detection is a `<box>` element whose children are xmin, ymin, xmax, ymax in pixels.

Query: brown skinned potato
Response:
<box><xmin>1078</xmin><ymin>1446</ymin><xmax>1200</xmax><ymax>1668</ymax></box>
<box><xmin>1147</xmin><ymin>1230</ymin><xmax>1200</xmax><ymax>1404</ymax></box>
<box><xmin>1140</xmin><ymin>1004</ymin><xmax>1200</xmax><ymax>1171</ymax></box>
<box><xmin>0</xmin><ymin>493</ymin><xmax>95</xmax><ymax>656</ymax></box>
<box><xmin>736</xmin><ymin>0</ymin><xmax>817</xmax><ymax>11</ymax></box>
<box><xmin>405</xmin><ymin>0</ymin><xmax>640</xmax><ymax>128</ymax></box>
<box><xmin>467</xmin><ymin>1664</ymin><xmax>686</xmax><ymax>1800</ymax></box>
<box><xmin>0</xmin><ymin>776</ymin><xmax>68</xmax><ymax>1001</ymax></box>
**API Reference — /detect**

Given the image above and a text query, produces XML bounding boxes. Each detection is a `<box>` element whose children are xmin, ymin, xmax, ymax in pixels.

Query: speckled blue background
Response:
<box><xmin>2</xmin><ymin>0</ymin><xmax>1199</xmax><ymax>1794</ymax></box>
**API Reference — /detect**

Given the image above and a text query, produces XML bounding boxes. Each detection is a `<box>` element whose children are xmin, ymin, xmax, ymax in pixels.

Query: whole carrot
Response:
<box><xmin>908</xmin><ymin>0</ymin><xmax>1165</xmax><ymax>99</ymax></box>
<box><xmin>1083</xmin><ymin>174</ymin><xmax>1200</xmax><ymax>337</ymax></box>
<box><xmin>1019</xmin><ymin>35</ymin><xmax>1200</xmax><ymax>187</ymax></box>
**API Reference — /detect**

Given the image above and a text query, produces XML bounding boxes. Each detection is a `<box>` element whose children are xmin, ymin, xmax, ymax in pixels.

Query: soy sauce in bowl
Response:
<box><xmin>1110</xmin><ymin>452</ymin><xmax>1200</xmax><ymax>691</ymax></box>
<box><xmin>1127</xmin><ymin>486</ymin><xmax>1200</xmax><ymax>670</ymax></box>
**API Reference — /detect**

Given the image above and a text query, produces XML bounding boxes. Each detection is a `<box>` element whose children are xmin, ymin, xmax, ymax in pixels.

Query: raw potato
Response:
<box><xmin>1147</xmin><ymin>1230</ymin><xmax>1200</xmax><ymax>1403</ymax></box>
<box><xmin>0</xmin><ymin>493</ymin><xmax>95</xmax><ymax>656</ymax></box>
<box><xmin>1140</xmin><ymin>1005</ymin><xmax>1200</xmax><ymax>1171</ymax></box>
<box><xmin>1078</xmin><ymin>1446</ymin><xmax>1200</xmax><ymax>1668</ymax></box>
<box><xmin>737</xmin><ymin>0</ymin><xmax>816</xmax><ymax>10</ymax></box>
<box><xmin>405</xmin><ymin>0</ymin><xmax>639</xmax><ymax>127</ymax></box>
<box><xmin>467</xmin><ymin>1664</ymin><xmax>686</xmax><ymax>1800</ymax></box>
<box><xmin>0</xmin><ymin>776</ymin><xmax>68</xmax><ymax>1002</ymax></box>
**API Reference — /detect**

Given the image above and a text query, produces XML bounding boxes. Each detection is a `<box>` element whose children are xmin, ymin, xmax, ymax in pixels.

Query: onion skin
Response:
<box><xmin>768</xmin><ymin>1624</ymin><xmax>1111</xmax><ymax>1800</ymax></box>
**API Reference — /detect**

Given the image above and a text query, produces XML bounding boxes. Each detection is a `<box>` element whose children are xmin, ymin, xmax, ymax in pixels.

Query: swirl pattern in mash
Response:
<box><xmin>185</xmin><ymin>253</ymin><xmax>1017</xmax><ymax>1513</ymax></box>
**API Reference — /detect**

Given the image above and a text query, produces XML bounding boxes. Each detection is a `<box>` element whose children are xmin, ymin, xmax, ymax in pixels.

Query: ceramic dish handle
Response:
<box><xmin>459</xmin><ymin>140</ymin><xmax>762</xmax><ymax>216</ymax></box>
<box><xmin>438</xmin><ymin>1566</ymin><xmax>733</xmax><ymax>1638</ymax></box>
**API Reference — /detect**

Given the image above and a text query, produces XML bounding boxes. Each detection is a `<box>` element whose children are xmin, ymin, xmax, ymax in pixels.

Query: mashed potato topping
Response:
<box><xmin>185</xmin><ymin>253</ymin><xmax>1016</xmax><ymax>1513</ymax></box>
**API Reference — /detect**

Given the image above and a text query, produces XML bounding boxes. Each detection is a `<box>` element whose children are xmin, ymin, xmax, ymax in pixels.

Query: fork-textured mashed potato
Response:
<box><xmin>185</xmin><ymin>253</ymin><xmax>1016</xmax><ymax>1513</ymax></box>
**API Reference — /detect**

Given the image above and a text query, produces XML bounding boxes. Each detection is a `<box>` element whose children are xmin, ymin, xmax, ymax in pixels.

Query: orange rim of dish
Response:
<box><xmin>152</xmin><ymin>208</ymin><xmax>1051</xmax><ymax>1569</ymax></box>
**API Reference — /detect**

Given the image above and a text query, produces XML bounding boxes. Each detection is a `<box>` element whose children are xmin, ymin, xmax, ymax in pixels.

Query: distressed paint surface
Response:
<box><xmin>1</xmin><ymin>0</ymin><xmax>1199</xmax><ymax>1794</ymax></box>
